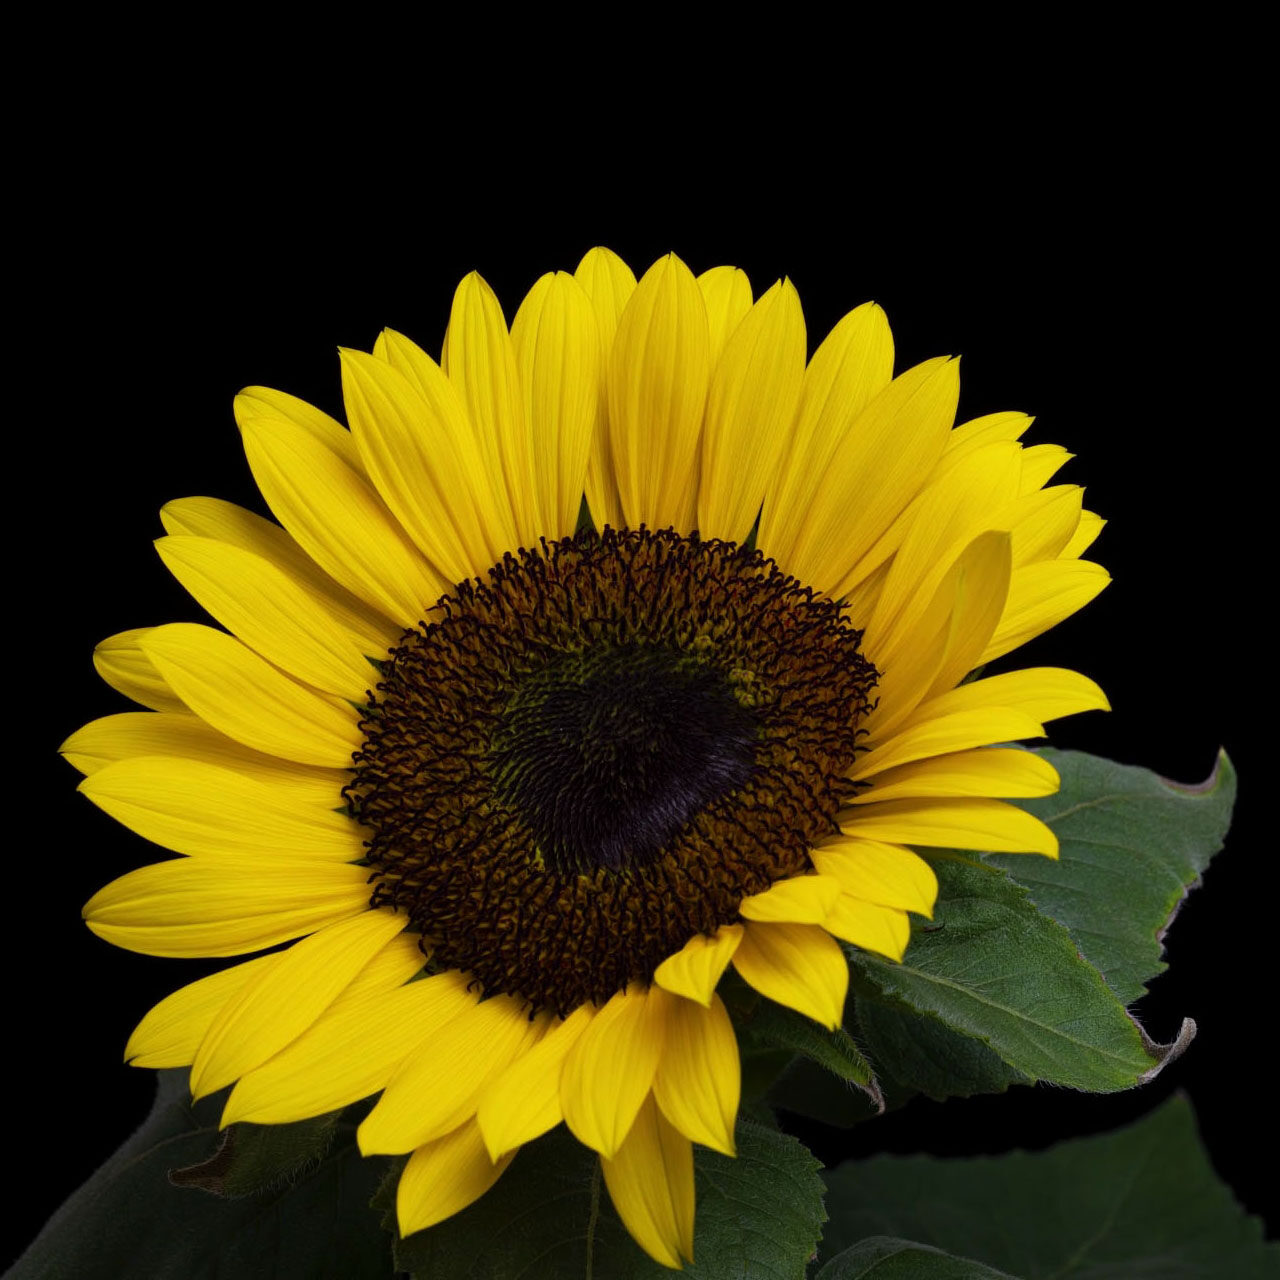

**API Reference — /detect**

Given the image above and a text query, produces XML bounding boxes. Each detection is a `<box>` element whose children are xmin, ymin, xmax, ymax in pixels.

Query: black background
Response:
<box><xmin>11</xmin><ymin>139</ymin><xmax>1270</xmax><ymax>1267</ymax></box>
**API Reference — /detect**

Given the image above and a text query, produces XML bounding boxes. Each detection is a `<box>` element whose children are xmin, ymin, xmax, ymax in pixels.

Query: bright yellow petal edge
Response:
<box><xmin>69</xmin><ymin>247</ymin><xmax>1108</xmax><ymax>1271</ymax></box>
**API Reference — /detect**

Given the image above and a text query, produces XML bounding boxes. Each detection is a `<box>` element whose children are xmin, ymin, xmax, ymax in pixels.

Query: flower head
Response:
<box><xmin>67</xmin><ymin>248</ymin><xmax>1109</xmax><ymax>1269</ymax></box>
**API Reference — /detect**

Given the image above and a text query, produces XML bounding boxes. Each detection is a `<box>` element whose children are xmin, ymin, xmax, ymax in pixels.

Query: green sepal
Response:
<box><xmin>574</xmin><ymin>493</ymin><xmax>596</xmax><ymax>535</ymax></box>
<box><xmin>767</xmin><ymin>1055</ymin><xmax>895</xmax><ymax>1127</ymax></box>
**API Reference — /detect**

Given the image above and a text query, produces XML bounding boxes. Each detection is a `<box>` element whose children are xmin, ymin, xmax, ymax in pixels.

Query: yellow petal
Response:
<box><xmin>607</xmin><ymin>253</ymin><xmax>710</xmax><ymax>532</ymax></box>
<box><xmin>190</xmin><ymin>908</ymin><xmax>406</xmax><ymax>1098</ymax></box>
<box><xmin>61</xmin><ymin>712</ymin><xmax>192</xmax><ymax>776</ymax></box>
<box><xmin>224</xmin><ymin>969</ymin><xmax>474</xmax><ymax>1126</ymax></box>
<box><xmin>576</xmin><ymin>247</ymin><xmax>637</xmax><ymax>349</ymax></box>
<box><xmin>236</xmin><ymin>394</ymin><xmax>445</xmax><ymax>626</ymax></box>
<box><xmin>156</xmin><ymin>536</ymin><xmax>376</xmax><ymax>701</ymax></box>
<box><xmin>698</xmin><ymin>278</ymin><xmax>806</xmax><ymax>542</ymax></box>
<box><xmin>560</xmin><ymin>983</ymin><xmax>668</xmax><ymax>1158</ymax></box>
<box><xmin>359</xmin><ymin>995</ymin><xmax>545</xmax><ymax>1155</ymax></box>
<box><xmin>859</xmin><ymin>573</ymin><xmax>958</xmax><ymax>746</ymax></box>
<box><xmin>236</xmin><ymin>385</ymin><xmax>367</xmax><ymax>475</ymax></box>
<box><xmin>125</xmin><ymin>953</ymin><xmax>280</xmax><ymax>1068</ymax></box>
<box><xmin>510</xmin><ymin>271</ymin><xmax>602</xmax><ymax>538</ymax></box>
<box><xmin>83</xmin><ymin>856</ymin><xmax>372</xmax><ymax>957</ymax></box>
<box><xmin>824</xmin><ymin>896</ymin><xmax>911</xmax><ymax>961</ymax></box>
<box><xmin>93</xmin><ymin>628</ymin><xmax>187</xmax><ymax>713</ymax></box>
<box><xmin>652</xmin><ymin>992</ymin><xmax>739</xmax><ymax>1156</ymax></box>
<box><xmin>844</xmin><ymin>413</ymin><xmax>1034</xmax><ymax>596</ymax></box>
<box><xmin>397</xmin><ymin>1120</ymin><xmax>515</xmax><ymax>1238</ymax></box>
<box><xmin>1019</xmin><ymin>443</ymin><xmax>1074</xmax><ymax>492</ymax></box>
<box><xmin>732</xmin><ymin>921</ymin><xmax>848</xmax><ymax>1030</ymax></box>
<box><xmin>942</xmin><ymin>410</ymin><xmax>1035</xmax><ymax>456</ymax></box>
<box><xmin>854</xmin><ymin>707</ymin><xmax>1045</xmax><ymax>780</ymax></box>
<box><xmin>852</xmin><ymin>747</ymin><xmax>1060</xmax><ymax>803</ymax></box>
<box><xmin>841</xmin><ymin>797</ymin><xmax>1059</xmax><ymax>857</ymax></box>
<box><xmin>760</xmin><ymin>302</ymin><xmax>894</xmax><ymax>568</ymax></box>
<box><xmin>862</xmin><ymin>531</ymin><xmax>1013</xmax><ymax>741</ymax></box>
<box><xmin>60</xmin><ymin>712</ymin><xmax>345</xmax><ymax>803</ymax></box>
<box><xmin>981</xmin><ymin>560</ymin><xmax>1111</xmax><ymax>664</ymax></box>
<box><xmin>441</xmin><ymin>272</ymin><xmax>539</xmax><ymax>547</ymax></box>
<box><xmin>475</xmin><ymin>1003</ymin><xmax>595</xmax><ymax>1159</ymax></box>
<box><xmin>843</xmin><ymin>557</ymin><xmax>890</xmax><ymax>631</ymax></box>
<box><xmin>784</xmin><ymin>356</ymin><xmax>959</xmax><ymax>599</ymax></box>
<box><xmin>601</xmin><ymin>1093</ymin><xmax>695</xmax><ymax>1270</ymax></box>
<box><xmin>922</xmin><ymin>531</ymin><xmax>1015</xmax><ymax>704</ymax></box>
<box><xmin>326</xmin><ymin>928</ymin><xmax>429</xmax><ymax>1001</ymax></box>
<box><xmin>903</xmin><ymin>666</ymin><xmax>1110</xmax><ymax>729</ymax></box>
<box><xmin>652</xmin><ymin>925</ymin><xmax>744</xmax><ymax>1006</ymax></box>
<box><xmin>140</xmin><ymin>623</ymin><xmax>362</xmax><ymax>768</ymax></box>
<box><xmin>342</xmin><ymin>342</ymin><xmax>512</xmax><ymax>582</ymax></box>
<box><xmin>160</xmin><ymin>496</ymin><xmax>399</xmax><ymax>655</ymax></box>
<box><xmin>738</xmin><ymin>874</ymin><xmax>841</xmax><ymax>924</ymax></box>
<box><xmin>576</xmin><ymin>246</ymin><xmax>637</xmax><ymax>533</ymax></box>
<box><xmin>1062</xmin><ymin>509</ymin><xmax>1106</xmax><ymax>559</ymax></box>
<box><xmin>997</xmin><ymin>485</ymin><xmax>1084</xmax><ymax>569</ymax></box>
<box><xmin>809</xmin><ymin>838</ymin><xmax>938</xmax><ymax>917</ymax></box>
<box><xmin>78</xmin><ymin>756</ymin><xmax>360</xmax><ymax>861</ymax></box>
<box><xmin>697</xmin><ymin>265</ymin><xmax>753</xmax><ymax>364</ymax></box>
<box><xmin>864</xmin><ymin>442</ymin><xmax>1022</xmax><ymax>646</ymax></box>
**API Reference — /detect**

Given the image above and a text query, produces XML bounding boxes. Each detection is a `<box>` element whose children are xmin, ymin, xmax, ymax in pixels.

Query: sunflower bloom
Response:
<box><xmin>67</xmin><ymin>249</ymin><xmax>1109</xmax><ymax>1270</ymax></box>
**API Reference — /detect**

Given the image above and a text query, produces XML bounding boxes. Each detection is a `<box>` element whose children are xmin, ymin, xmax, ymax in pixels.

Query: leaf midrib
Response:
<box><xmin>873</xmin><ymin>960</ymin><xmax>1148</xmax><ymax>1076</ymax></box>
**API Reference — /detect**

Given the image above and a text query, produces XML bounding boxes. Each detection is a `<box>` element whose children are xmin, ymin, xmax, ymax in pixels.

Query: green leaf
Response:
<box><xmin>820</xmin><ymin>1096</ymin><xmax>1278</xmax><ymax>1277</ymax></box>
<box><xmin>767</xmin><ymin>1055</ymin><xmax>891</xmax><ymax>1128</ymax></box>
<box><xmin>170</xmin><ymin>1111</ymin><xmax>341</xmax><ymax>1197</ymax></box>
<box><xmin>384</xmin><ymin>1118</ymin><xmax>825</xmax><ymax>1279</ymax></box>
<box><xmin>768</xmin><ymin>992</ymin><xmax>1026</xmax><ymax>1122</ymax></box>
<box><xmin>10</xmin><ymin>1070</ymin><xmax>392</xmax><ymax>1280</ymax></box>
<box><xmin>839</xmin><ymin>749</ymin><xmax>1235</xmax><ymax>1104</ymax></box>
<box><xmin>853</xmin><ymin>998</ymin><xmax>1029</xmax><ymax>1101</ymax></box>
<box><xmin>723</xmin><ymin>970</ymin><xmax>880</xmax><ymax>1106</ymax></box>
<box><xmin>996</xmin><ymin>749</ymin><xmax>1237</xmax><ymax>1004</ymax></box>
<box><xmin>815</xmin><ymin>1238</ymin><xmax>1016</xmax><ymax>1278</ymax></box>
<box><xmin>742</xmin><ymin>1044</ymin><xmax>799</xmax><ymax>1101</ymax></box>
<box><xmin>848</xmin><ymin>858</ymin><xmax>1169</xmax><ymax>1090</ymax></box>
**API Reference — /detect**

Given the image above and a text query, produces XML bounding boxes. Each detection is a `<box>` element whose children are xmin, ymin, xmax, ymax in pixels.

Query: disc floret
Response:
<box><xmin>348</xmin><ymin>528</ymin><xmax>878</xmax><ymax>1014</ymax></box>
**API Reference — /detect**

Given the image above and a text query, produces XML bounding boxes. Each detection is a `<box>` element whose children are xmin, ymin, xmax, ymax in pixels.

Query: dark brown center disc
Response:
<box><xmin>347</xmin><ymin>527</ymin><xmax>878</xmax><ymax>1015</ymax></box>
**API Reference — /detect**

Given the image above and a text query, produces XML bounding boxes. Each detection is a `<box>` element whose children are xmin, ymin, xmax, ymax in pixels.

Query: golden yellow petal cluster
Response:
<box><xmin>65</xmin><ymin>248</ymin><xmax>1109</xmax><ymax>1269</ymax></box>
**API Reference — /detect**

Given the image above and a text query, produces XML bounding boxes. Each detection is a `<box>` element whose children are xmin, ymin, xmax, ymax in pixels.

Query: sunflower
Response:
<box><xmin>65</xmin><ymin>249</ymin><xmax>1109</xmax><ymax>1270</ymax></box>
